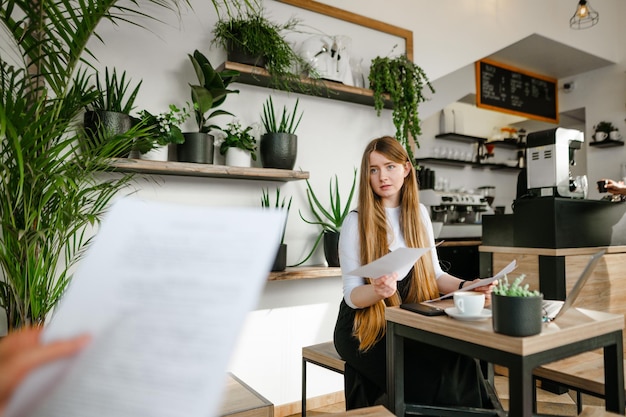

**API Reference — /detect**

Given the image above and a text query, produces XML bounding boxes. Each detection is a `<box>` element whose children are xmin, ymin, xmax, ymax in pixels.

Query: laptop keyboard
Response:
<box><xmin>542</xmin><ymin>299</ymin><xmax>564</xmax><ymax>318</ymax></box>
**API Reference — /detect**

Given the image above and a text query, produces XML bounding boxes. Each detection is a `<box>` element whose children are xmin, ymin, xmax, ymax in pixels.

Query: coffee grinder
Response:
<box><xmin>525</xmin><ymin>127</ymin><xmax>585</xmax><ymax>198</ymax></box>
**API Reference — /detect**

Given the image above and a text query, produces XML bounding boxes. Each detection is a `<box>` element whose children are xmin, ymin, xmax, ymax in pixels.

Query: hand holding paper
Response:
<box><xmin>347</xmin><ymin>246</ymin><xmax>437</xmax><ymax>281</ymax></box>
<box><xmin>425</xmin><ymin>259</ymin><xmax>517</xmax><ymax>302</ymax></box>
<box><xmin>5</xmin><ymin>199</ymin><xmax>286</xmax><ymax>417</ymax></box>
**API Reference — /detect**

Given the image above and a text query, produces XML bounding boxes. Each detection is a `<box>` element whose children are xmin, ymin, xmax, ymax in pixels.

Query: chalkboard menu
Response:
<box><xmin>475</xmin><ymin>59</ymin><xmax>559</xmax><ymax>124</ymax></box>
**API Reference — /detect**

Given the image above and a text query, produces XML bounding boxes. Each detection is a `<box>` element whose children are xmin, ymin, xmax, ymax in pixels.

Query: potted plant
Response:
<box><xmin>83</xmin><ymin>67</ymin><xmax>143</xmax><ymax>156</ymax></box>
<box><xmin>492</xmin><ymin>274</ymin><xmax>544</xmax><ymax>337</ymax></box>
<box><xmin>211</xmin><ymin>8</ymin><xmax>308</xmax><ymax>91</ymax></box>
<box><xmin>295</xmin><ymin>168</ymin><xmax>357</xmax><ymax>267</ymax></box>
<box><xmin>593</xmin><ymin>121</ymin><xmax>616</xmax><ymax>141</ymax></box>
<box><xmin>369</xmin><ymin>53</ymin><xmax>435</xmax><ymax>163</ymax></box>
<box><xmin>134</xmin><ymin>104</ymin><xmax>191</xmax><ymax>160</ymax></box>
<box><xmin>0</xmin><ymin>0</ymin><xmax>207</xmax><ymax>331</ymax></box>
<box><xmin>261</xmin><ymin>188</ymin><xmax>292</xmax><ymax>271</ymax></box>
<box><xmin>259</xmin><ymin>96</ymin><xmax>303</xmax><ymax>170</ymax></box>
<box><xmin>180</xmin><ymin>50</ymin><xmax>240</xmax><ymax>164</ymax></box>
<box><xmin>217</xmin><ymin>120</ymin><xmax>258</xmax><ymax>167</ymax></box>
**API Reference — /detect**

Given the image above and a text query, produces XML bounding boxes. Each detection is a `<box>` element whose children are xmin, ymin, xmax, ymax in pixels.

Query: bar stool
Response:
<box><xmin>302</xmin><ymin>341</ymin><xmax>345</xmax><ymax>417</ymax></box>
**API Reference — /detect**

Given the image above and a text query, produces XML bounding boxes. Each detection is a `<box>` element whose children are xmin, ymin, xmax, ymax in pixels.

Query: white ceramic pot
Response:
<box><xmin>140</xmin><ymin>145</ymin><xmax>169</xmax><ymax>161</ymax></box>
<box><xmin>225</xmin><ymin>148</ymin><xmax>252</xmax><ymax>167</ymax></box>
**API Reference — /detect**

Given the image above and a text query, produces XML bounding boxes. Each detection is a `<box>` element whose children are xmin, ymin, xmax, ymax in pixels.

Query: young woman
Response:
<box><xmin>333</xmin><ymin>136</ymin><xmax>494</xmax><ymax>409</ymax></box>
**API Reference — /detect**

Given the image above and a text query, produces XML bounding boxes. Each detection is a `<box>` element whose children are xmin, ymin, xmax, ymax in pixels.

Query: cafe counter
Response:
<box><xmin>479</xmin><ymin>196</ymin><xmax>626</xmax><ymax>348</ymax></box>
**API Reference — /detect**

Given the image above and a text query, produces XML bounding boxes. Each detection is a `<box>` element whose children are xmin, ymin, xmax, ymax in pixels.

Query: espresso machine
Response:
<box><xmin>420</xmin><ymin>189</ymin><xmax>493</xmax><ymax>238</ymax></box>
<box><xmin>526</xmin><ymin>127</ymin><xmax>585</xmax><ymax>198</ymax></box>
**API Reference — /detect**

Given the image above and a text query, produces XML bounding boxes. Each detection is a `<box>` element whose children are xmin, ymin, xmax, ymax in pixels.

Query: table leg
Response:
<box><xmin>386</xmin><ymin>322</ymin><xmax>405</xmax><ymax>417</ymax></box>
<box><xmin>507</xmin><ymin>359</ymin><xmax>534</xmax><ymax>417</ymax></box>
<box><xmin>603</xmin><ymin>336</ymin><xmax>625</xmax><ymax>414</ymax></box>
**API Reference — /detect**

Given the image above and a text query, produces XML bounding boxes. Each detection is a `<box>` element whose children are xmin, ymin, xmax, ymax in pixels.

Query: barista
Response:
<box><xmin>599</xmin><ymin>179</ymin><xmax>626</xmax><ymax>195</ymax></box>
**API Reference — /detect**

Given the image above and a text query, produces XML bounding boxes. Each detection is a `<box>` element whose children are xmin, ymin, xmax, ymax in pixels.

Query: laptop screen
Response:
<box><xmin>545</xmin><ymin>249</ymin><xmax>606</xmax><ymax>321</ymax></box>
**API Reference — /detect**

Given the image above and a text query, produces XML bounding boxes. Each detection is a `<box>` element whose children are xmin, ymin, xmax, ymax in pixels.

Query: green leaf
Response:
<box><xmin>295</xmin><ymin>168</ymin><xmax>357</xmax><ymax>265</ymax></box>
<box><xmin>0</xmin><ymin>0</ymin><xmax>268</xmax><ymax>329</ymax></box>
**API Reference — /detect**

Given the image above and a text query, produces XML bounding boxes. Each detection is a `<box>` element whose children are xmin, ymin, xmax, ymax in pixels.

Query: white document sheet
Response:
<box><xmin>6</xmin><ymin>198</ymin><xmax>285</xmax><ymax>417</ymax></box>
<box><xmin>425</xmin><ymin>259</ymin><xmax>518</xmax><ymax>302</ymax></box>
<box><xmin>346</xmin><ymin>247</ymin><xmax>436</xmax><ymax>280</ymax></box>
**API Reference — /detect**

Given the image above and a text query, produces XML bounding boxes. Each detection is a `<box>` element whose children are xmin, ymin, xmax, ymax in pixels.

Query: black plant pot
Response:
<box><xmin>83</xmin><ymin>110</ymin><xmax>132</xmax><ymax>156</ymax></box>
<box><xmin>260</xmin><ymin>133</ymin><xmax>297</xmax><ymax>170</ymax></box>
<box><xmin>272</xmin><ymin>243</ymin><xmax>287</xmax><ymax>272</ymax></box>
<box><xmin>227</xmin><ymin>41</ymin><xmax>266</xmax><ymax>68</ymax></box>
<box><xmin>323</xmin><ymin>230</ymin><xmax>340</xmax><ymax>267</ymax></box>
<box><xmin>178</xmin><ymin>133</ymin><xmax>214</xmax><ymax>164</ymax></box>
<box><xmin>492</xmin><ymin>293</ymin><xmax>543</xmax><ymax>337</ymax></box>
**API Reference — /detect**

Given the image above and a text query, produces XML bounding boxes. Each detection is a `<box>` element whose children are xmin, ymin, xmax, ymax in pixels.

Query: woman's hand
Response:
<box><xmin>0</xmin><ymin>327</ymin><xmax>90</xmax><ymax>416</ymax></box>
<box><xmin>465</xmin><ymin>279</ymin><xmax>498</xmax><ymax>304</ymax></box>
<box><xmin>604</xmin><ymin>179</ymin><xmax>626</xmax><ymax>196</ymax></box>
<box><xmin>372</xmin><ymin>272</ymin><xmax>398</xmax><ymax>299</ymax></box>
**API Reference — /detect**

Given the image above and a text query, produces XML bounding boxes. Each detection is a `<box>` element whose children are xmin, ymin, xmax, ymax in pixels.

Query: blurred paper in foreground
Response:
<box><xmin>7</xmin><ymin>198</ymin><xmax>285</xmax><ymax>417</ymax></box>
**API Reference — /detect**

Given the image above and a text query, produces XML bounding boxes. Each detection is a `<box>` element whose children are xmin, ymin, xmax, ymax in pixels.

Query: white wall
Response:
<box><xmin>33</xmin><ymin>0</ymin><xmax>626</xmax><ymax>408</ymax></box>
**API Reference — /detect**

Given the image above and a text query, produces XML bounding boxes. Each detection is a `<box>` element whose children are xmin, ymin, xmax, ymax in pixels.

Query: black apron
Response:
<box><xmin>333</xmin><ymin>269</ymin><xmax>489</xmax><ymax>410</ymax></box>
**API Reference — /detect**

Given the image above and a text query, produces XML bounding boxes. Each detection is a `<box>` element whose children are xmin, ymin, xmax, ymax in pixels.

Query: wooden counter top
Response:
<box><xmin>438</xmin><ymin>240</ymin><xmax>481</xmax><ymax>247</ymax></box>
<box><xmin>479</xmin><ymin>245</ymin><xmax>626</xmax><ymax>256</ymax></box>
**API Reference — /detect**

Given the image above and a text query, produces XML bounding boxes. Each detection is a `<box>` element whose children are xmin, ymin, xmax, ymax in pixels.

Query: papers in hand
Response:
<box><xmin>425</xmin><ymin>259</ymin><xmax>517</xmax><ymax>302</ymax></box>
<box><xmin>347</xmin><ymin>247</ymin><xmax>437</xmax><ymax>280</ymax></box>
<box><xmin>6</xmin><ymin>198</ymin><xmax>286</xmax><ymax>417</ymax></box>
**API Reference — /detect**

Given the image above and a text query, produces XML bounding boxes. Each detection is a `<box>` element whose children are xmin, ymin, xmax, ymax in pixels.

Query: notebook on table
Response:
<box><xmin>542</xmin><ymin>249</ymin><xmax>606</xmax><ymax>322</ymax></box>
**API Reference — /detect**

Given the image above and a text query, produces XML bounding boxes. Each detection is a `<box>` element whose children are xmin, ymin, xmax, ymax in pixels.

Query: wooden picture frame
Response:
<box><xmin>276</xmin><ymin>0</ymin><xmax>413</xmax><ymax>62</ymax></box>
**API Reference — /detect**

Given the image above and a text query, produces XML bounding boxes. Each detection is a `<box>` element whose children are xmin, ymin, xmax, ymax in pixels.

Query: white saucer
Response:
<box><xmin>444</xmin><ymin>307</ymin><xmax>492</xmax><ymax>321</ymax></box>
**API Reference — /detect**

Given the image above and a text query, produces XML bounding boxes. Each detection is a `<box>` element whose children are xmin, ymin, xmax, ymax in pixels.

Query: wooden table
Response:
<box><xmin>385</xmin><ymin>306</ymin><xmax>625</xmax><ymax>417</ymax></box>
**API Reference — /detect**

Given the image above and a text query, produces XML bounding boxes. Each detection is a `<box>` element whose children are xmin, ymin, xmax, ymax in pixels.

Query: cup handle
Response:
<box><xmin>456</xmin><ymin>299</ymin><xmax>464</xmax><ymax>313</ymax></box>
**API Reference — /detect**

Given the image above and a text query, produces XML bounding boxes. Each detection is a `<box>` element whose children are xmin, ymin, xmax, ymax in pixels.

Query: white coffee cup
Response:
<box><xmin>453</xmin><ymin>291</ymin><xmax>485</xmax><ymax>316</ymax></box>
<box><xmin>610</xmin><ymin>130</ymin><xmax>622</xmax><ymax>140</ymax></box>
<box><xmin>594</xmin><ymin>131</ymin><xmax>608</xmax><ymax>141</ymax></box>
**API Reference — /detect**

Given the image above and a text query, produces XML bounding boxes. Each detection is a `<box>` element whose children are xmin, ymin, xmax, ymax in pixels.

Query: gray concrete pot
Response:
<box><xmin>323</xmin><ymin>230</ymin><xmax>340</xmax><ymax>267</ymax></box>
<box><xmin>260</xmin><ymin>133</ymin><xmax>297</xmax><ymax>170</ymax></box>
<box><xmin>83</xmin><ymin>110</ymin><xmax>132</xmax><ymax>156</ymax></box>
<box><xmin>178</xmin><ymin>133</ymin><xmax>214</xmax><ymax>164</ymax></box>
<box><xmin>492</xmin><ymin>293</ymin><xmax>543</xmax><ymax>337</ymax></box>
<box><xmin>271</xmin><ymin>243</ymin><xmax>287</xmax><ymax>272</ymax></box>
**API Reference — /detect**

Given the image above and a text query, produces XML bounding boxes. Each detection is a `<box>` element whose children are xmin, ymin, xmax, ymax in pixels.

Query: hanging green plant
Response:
<box><xmin>211</xmin><ymin>8</ymin><xmax>310</xmax><ymax>92</ymax></box>
<box><xmin>369</xmin><ymin>54</ymin><xmax>435</xmax><ymax>163</ymax></box>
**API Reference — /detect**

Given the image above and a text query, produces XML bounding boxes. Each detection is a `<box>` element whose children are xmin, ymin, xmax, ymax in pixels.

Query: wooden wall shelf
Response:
<box><xmin>109</xmin><ymin>158</ymin><xmax>309</xmax><ymax>182</ymax></box>
<box><xmin>268</xmin><ymin>266</ymin><xmax>341</xmax><ymax>281</ymax></box>
<box><xmin>589</xmin><ymin>139</ymin><xmax>624</xmax><ymax>148</ymax></box>
<box><xmin>416</xmin><ymin>158</ymin><xmax>521</xmax><ymax>171</ymax></box>
<box><xmin>436</xmin><ymin>132</ymin><xmax>487</xmax><ymax>144</ymax></box>
<box><xmin>436</xmin><ymin>133</ymin><xmax>523</xmax><ymax>148</ymax></box>
<box><xmin>218</xmin><ymin>61</ymin><xmax>392</xmax><ymax>109</ymax></box>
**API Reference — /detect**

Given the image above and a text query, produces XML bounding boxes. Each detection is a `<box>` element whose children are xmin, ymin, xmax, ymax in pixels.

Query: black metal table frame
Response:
<box><xmin>386</xmin><ymin>321</ymin><xmax>625</xmax><ymax>417</ymax></box>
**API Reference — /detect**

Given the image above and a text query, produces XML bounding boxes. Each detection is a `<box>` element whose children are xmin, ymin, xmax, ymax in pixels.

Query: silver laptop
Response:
<box><xmin>542</xmin><ymin>249</ymin><xmax>606</xmax><ymax>322</ymax></box>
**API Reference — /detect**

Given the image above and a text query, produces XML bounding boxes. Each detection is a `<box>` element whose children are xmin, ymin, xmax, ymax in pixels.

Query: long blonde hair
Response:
<box><xmin>353</xmin><ymin>136</ymin><xmax>439</xmax><ymax>351</ymax></box>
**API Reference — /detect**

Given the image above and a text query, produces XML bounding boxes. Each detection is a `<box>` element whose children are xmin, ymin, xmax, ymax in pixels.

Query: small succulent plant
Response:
<box><xmin>493</xmin><ymin>274</ymin><xmax>541</xmax><ymax>297</ymax></box>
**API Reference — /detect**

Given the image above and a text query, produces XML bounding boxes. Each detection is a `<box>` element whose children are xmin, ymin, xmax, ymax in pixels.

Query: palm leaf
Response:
<box><xmin>0</xmin><ymin>0</ymin><xmax>264</xmax><ymax>329</ymax></box>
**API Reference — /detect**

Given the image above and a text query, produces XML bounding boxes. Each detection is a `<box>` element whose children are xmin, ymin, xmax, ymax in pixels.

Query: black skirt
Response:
<box><xmin>333</xmin><ymin>281</ymin><xmax>489</xmax><ymax>409</ymax></box>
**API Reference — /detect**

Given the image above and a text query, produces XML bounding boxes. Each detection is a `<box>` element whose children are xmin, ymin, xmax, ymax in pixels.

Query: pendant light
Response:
<box><xmin>570</xmin><ymin>0</ymin><xmax>599</xmax><ymax>29</ymax></box>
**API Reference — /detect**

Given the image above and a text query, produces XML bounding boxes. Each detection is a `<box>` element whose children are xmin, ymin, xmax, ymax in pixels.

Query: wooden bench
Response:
<box><xmin>579</xmin><ymin>405</ymin><xmax>624</xmax><ymax>416</ymax></box>
<box><xmin>220</xmin><ymin>372</ymin><xmax>274</xmax><ymax>417</ymax></box>
<box><xmin>302</xmin><ymin>341</ymin><xmax>345</xmax><ymax>417</ymax></box>
<box><xmin>324</xmin><ymin>405</ymin><xmax>394</xmax><ymax>417</ymax></box>
<box><xmin>534</xmin><ymin>351</ymin><xmax>626</xmax><ymax>414</ymax></box>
